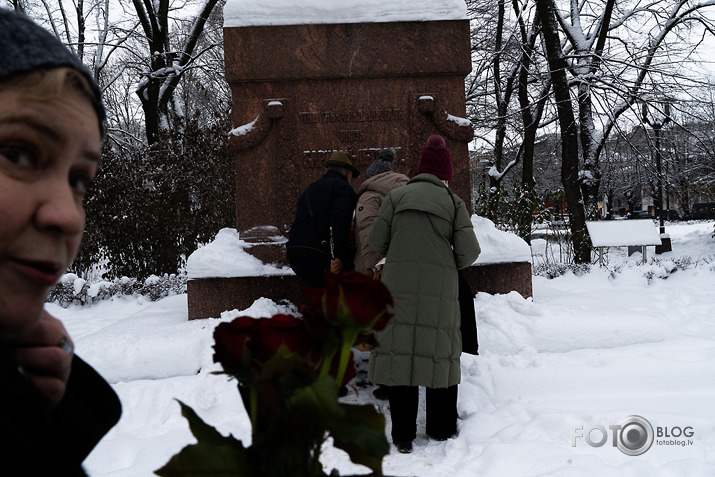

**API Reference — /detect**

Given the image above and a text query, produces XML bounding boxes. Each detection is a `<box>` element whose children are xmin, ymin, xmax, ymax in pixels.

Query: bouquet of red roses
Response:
<box><xmin>157</xmin><ymin>271</ymin><xmax>394</xmax><ymax>477</ymax></box>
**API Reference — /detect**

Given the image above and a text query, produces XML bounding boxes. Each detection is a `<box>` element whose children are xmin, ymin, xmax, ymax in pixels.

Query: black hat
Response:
<box><xmin>325</xmin><ymin>151</ymin><xmax>360</xmax><ymax>178</ymax></box>
<box><xmin>0</xmin><ymin>8</ymin><xmax>106</xmax><ymax>135</ymax></box>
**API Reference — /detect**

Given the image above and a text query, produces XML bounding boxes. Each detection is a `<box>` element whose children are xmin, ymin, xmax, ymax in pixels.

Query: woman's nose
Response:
<box><xmin>34</xmin><ymin>177</ymin><xmax>85</xmax><ymax>236</ymax></box>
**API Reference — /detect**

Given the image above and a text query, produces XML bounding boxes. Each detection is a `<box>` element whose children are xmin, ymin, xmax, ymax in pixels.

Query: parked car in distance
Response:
<box><xmin>659</xmin><ymin>209</ymin><xmax>682</xmax><ymax>221</ymax></box>
<box><xmin>692</xmin><ymin>203</ymin><xmax>715</xmax><ymax>220</ymax></box>
<box><xmin>629</xmin><ymin>211</ymin><xmax>653</xmax><ymax>220</ymax></box>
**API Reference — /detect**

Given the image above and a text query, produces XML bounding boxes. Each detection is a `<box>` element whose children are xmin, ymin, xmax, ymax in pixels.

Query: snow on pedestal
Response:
<box><xmin>186</xmin><ymin>228</ymin><xmax>293</xmax><ymax>279</ymax></box>
<box><xmin>186</xmin><ymin>219</ymin><xmax>532</xmax><ymax>318</ymax></box>
<box><xmin>472</xmin><ymin>215</ymin><xmax>531</xmax><ymax>265</ymax></box>
<box><xmin>187</xmin><ymin>217</ymin><xmax>530</xmax><ymax>280</ymax></box>
<box><xmin>186</xmin><ymin>217</ymin><xmax>533</xmax><ymax>315</ymax></box>
<box><xmin>224</xmin><ymin>0</ymin><xmax>468</xmax><ymax>27</ymax></box>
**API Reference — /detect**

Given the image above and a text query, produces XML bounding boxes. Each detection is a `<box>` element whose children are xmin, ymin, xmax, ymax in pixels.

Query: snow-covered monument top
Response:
<box><xmin>223</xmin><ymin>0</ymin><xmax>468</xmax><ymax>27</ymax></box>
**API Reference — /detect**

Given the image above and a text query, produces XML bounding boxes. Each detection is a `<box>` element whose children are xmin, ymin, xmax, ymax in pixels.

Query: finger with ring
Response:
<box><xmin>57</xmin><ymin>337</ymin><xmax>74</xmax><ymax>355</ymax></box>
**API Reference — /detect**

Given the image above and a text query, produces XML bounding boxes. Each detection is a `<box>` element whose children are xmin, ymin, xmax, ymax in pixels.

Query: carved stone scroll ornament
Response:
<box><xmin>228</xmin><ymin>99</ymin><xmax>286</xmax><ymax>151</ymax></box>
<box><xmin>417</xmin><ymin>94</ymin><xmax>474</xmax><ymax>143</ymax></box>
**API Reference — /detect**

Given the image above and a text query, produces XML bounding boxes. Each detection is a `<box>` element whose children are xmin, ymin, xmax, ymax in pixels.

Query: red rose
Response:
<box><xmin>323</xmin><ymin>271</ymin><xmax>393</xmax><ymax>330</ymax></box>
<box><xmin>214</xmin><ymin>314</ymin><xmax>317</xmax><ymax>371</ymax></box>
<box><xmin>299</xmin><ymin>287</ymin><xmax>333</xmax><ymax>339</ymax></box>
<box><xmin>213</xmin><ymin>316</ymin><xmax>259</xmax><ymax>370</ymax></box>
<box><xmin>251</xmin><ymin>314</ymin><xmax>315</xmax><ymax>363</ymax></box>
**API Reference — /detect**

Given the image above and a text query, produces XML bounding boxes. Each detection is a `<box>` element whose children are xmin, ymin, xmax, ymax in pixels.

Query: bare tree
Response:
<box><xmin>466</xmin><ymin>0</ymin><xmax>552</xmax><ymax>238</ymax></box>
<box><xmin>471</xmin><ymin>0</ymin><xmax>715</xmax><ymax>262</ymax></box>
<box><xmin>131</xmin><ymin>0</ymin><xmax>222</xmax><ymax>144</ymax></box>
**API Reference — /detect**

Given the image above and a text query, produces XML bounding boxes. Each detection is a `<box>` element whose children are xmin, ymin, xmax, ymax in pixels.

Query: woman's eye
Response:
<box><xmin>70</xmin><ymin>172</ymin><xmax>93</xmax><ymax>195</ymax></box>
<box><xmin>0</xmin><ymin>146</ymin><xmax>35</xmax><ymax>167</ymax></box>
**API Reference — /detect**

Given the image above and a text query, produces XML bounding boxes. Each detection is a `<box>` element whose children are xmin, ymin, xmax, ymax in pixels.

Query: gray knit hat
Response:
<box><xmin>0</xmin><ymin>8</ymin><xmax>106</xmax><ymax>135</ymax></box>
<box><xmin>365</xmin><ymin>148</ymin><xmax>396</xmax><ymax>179</ymax></box>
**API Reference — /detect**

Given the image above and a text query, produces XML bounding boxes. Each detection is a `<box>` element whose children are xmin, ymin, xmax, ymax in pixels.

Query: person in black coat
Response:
<box><xmin>287</xmin><ymin>151</ymin><xmax>359</xmax><ymax>287</ymax></box>
<box><xmin>0</xmin><ymin>347</ymin><xmax>122</xmax><ymax>476</ymax></box>
<box><xmin>0</xmin><ymin>9</ymin><xmax>121</xmax><ymax>475</ymax></box>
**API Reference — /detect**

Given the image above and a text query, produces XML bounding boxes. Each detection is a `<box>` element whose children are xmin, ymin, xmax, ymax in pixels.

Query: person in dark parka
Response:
<box><xmin>287</xmin><ymin>151</ymin><xmax>359</xmax><ymax>287</ymax></box>
<box><xmin>0</xmin><ymin>9</ymin><xmax>121</xmax><ymax>475</ymax></box>
<box><xmin>368</xmin><ymin>135</ymin><xmax>480</xmax><ymax>454</ymax></box>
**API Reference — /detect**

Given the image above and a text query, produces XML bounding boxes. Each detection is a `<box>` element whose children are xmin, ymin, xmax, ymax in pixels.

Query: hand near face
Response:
<box><xmin>9</xmin><ymin>310</ymin><xmax>74</xmax><ymax>406</ymax></box>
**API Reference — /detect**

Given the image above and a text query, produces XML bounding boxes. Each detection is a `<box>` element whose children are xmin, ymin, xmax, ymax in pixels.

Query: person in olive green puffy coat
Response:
<box><xmin>367</xmin><ymin>135</ymin><xmax>480</xmax><ymax>453</ymax></box>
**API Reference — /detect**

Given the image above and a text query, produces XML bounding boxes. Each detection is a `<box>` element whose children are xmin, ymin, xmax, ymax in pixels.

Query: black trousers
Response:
<box><xmin>387</xmin><ymin>384</ymin><xmax>458</xmax><ymax>443</ymax></box>
<box><xmin>287</xmin><ymin>247</ymin><xmax>330</xmax><ymax>288</ymax></box>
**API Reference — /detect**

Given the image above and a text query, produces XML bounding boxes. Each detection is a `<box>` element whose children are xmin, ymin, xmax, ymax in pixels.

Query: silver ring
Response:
<box><xmin>58</xmin><ymin>337</ymin><xmax>74</xmax><ymax>355</ymax></box>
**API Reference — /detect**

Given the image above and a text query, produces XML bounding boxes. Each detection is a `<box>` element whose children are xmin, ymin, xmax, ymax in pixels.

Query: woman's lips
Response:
<box><xmin>12</xmin><ymin>259</ymin><xmax>63</xmax><ymax>286</ymax></box>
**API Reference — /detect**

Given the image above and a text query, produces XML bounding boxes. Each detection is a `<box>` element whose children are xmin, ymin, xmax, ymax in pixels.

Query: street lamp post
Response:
<box><xmin>642</xmin><ymin>100</ymin><xmax>672</xmax><ymax>253</ymax></box>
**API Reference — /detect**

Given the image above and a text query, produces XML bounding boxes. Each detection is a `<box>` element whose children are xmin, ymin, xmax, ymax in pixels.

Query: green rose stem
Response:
<box><xmin>318</xmin><ymin>339</ymin><xmax>339</xmax><ymax>380</ymax></box>
<box><xmin>335</xmin><ymin>328</ymin><xmax>359</xmax><ymax>385</ymax></box>
<box><xmin>249</xmin><ymin>386</ymin><xmax>258</xmax><ymax>436</ymax></box>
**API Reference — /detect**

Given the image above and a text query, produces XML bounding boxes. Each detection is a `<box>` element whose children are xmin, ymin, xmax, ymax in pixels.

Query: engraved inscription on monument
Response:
<box><xmin>301</xmin><ymin>147</ymin><xmax>404</xmax><ymax>169</ymax></box>
<box><xmin>299</xmin><ymin>108</ymin><xmax>404</xmax><ymax>124</ymax></box>
<box><xmin>339</xmin><ymin>130</ymin><xmax>363</xmax><ymax>142</ymax></box>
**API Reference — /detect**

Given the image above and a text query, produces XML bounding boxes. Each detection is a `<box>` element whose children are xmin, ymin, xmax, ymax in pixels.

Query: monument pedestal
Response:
<box><xmin>461</xmin><ymin>262</ymin><xmax>532</xmax><ymax>299</ymax></box>
<box><xmin>188</xmin><ymin>275</ymin><xmax>304</xmax><ymax>320</ymax></box>
<box><xmin>188</xmin><ymin>262</ymin><xmax>532</xmax><ymax>320</ymax></box>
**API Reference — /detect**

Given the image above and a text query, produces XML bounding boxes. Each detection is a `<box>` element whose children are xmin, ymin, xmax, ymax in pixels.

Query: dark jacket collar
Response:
<box><xmin>323</xmin><ymin>169</ymin><xmax>349</xmax><ymax>182</ymax></box>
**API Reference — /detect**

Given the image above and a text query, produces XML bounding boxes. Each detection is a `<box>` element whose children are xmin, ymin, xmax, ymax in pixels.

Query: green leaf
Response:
<box><xmin>260</xmin><ymin>347</ymin><xmax>316</xmax><ymax>383</ymax></box>
<box><xmin>288</xmin><ymin>376</ymin><xmax>344</xmax><ymax>426</ymax></box>
<box><xmin>179</xmin><ymin>400</ymin><xmax>242</xmax><ymax>445</ymax></box>
<box><xmin>154</xmin><ymin>400</ymin><xmax>251</xmax><ymax>476</ymax></box>
<box><xmin>328</xmin><ymin>404</ymin><xmax>389</xmax><ymax>476</ymax></box>
<box><xmin>154</xmin><ymin>443</ymin><xmax>252</xmax><ymax>476</ymax></box>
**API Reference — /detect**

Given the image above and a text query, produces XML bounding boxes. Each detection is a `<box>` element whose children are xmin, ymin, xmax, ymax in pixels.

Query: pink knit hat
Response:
<box><xmin>417</xmin><ymin>135</ymin><xmax>453</xmax><ymax>181</ymax></box>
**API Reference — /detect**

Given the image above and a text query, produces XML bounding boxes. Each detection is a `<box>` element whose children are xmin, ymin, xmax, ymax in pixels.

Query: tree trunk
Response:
<box><xmin>575</xmin><ymin>0</ymin><xmax>614</xmax><ymax>218</ymax></box>
<box><xmin>516</xmin><ymin>16</ymin><xmax>545</xmax><ymax>192</ymax></box>
<box><xmin>577</xmin><ymin>81</ymin><xmax>601</xmax><ymax>218</ymax></box>
<box><xmin>536</xmin><ymin>0</ymin><xmax>591</xmax><ymax>263</ymax></box>
<box><xmin>487</xmin><ymin>0</ymin><xmax>508</xmax><ymax>222</ymax></box>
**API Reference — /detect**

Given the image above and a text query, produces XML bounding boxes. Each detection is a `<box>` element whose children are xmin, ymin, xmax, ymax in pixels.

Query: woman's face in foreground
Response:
<box><xmin>0</xmin><ymin>84</ymin><xmax>100</xmax><ymax>339</ymax></box>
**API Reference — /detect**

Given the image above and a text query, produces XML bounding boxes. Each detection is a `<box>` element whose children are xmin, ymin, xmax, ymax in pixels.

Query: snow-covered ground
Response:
<box><xmin>51</xmin><ymin>220</ymin><xmax>715</xmax><ymax>477</ymax></box>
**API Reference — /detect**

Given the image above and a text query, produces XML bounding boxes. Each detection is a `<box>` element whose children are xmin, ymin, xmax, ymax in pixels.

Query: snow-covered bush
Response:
<box><xmin>47</xmin><ymin>273</ymin><xmax>187</xmax><ymax>306</ymax></box>
<box><xmin>72</xmin><ymin>118</ymin><xmax>236</xmax><ymax>280</ymax></box>
<box><xmin>475</xmin><ymin>183</ymin><xmax>550</xmax><ymax>242</ymax></box>
<box><xmin>532</xmin><ymin>262</ymin><xmax>591</xmax><ymax>278</ymax></box>
<box><xmin>596</xmin><ymin>255</ymin><xmax>710</xmax><ymax>283</ymax></box>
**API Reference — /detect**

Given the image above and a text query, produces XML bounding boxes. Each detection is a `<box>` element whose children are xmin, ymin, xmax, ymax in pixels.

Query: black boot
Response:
<box><xmin>395</xmin><ymin>441</ymin><xmax>413</xmax><ymax>454</ymax></box>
